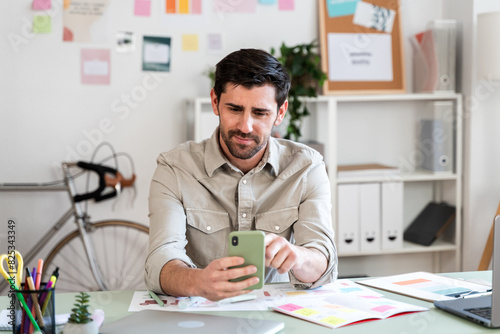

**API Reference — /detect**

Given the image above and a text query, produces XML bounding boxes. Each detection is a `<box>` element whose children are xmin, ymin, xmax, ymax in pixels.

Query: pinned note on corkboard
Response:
<box><xmin>318</xmin><ymin>0</ymin><xmax>406</xmax><ymax>94</ymax></box>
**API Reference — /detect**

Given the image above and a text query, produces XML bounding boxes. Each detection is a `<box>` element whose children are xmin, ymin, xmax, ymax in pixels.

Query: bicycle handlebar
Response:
<box><xmin>72</xmin><ymin>161</ymin><xmax>136</xmax><ymax>203</ymax></box>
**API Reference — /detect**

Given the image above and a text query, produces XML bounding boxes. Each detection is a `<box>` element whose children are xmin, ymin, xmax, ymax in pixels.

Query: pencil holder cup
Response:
<box><xmin>13</xmin><ymin>282</ymin><xmax>55</xmax><ymax>334</ymax></box>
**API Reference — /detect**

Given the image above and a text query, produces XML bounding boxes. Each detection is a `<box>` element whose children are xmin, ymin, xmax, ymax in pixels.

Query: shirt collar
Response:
<box><xmin>204</xmin><ymin>127</ymin><xmax>280</xmax><ymax>177</ymax></box>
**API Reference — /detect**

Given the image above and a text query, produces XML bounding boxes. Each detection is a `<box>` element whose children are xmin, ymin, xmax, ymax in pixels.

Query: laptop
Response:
<box><xmin>99</xmin><ymin>310</ymin><xmax>285</xmax><ymax>334</ymax></box>
<box><xmin>434</xmin><ymin>215</ymin><xmax>500</xmax><ymax>328</ymax></box>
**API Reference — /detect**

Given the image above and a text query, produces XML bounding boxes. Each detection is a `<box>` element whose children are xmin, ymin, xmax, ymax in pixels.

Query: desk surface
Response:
<box><xmin>1</xmin><ymin>271</ymin><xmax>499</xmax><ymax>333</ymax></box>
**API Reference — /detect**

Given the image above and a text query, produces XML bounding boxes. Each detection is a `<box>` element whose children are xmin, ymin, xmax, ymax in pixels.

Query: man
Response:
<box><xmin>145</xmin><ymin>49</ymin><xmax>337</xmax><ymax>301</ymax></box>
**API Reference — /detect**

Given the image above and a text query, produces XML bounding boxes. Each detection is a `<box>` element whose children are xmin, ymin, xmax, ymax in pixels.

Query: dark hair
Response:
<box><xmin>213</xmin><ymin>49</ymin><xmax>291</xmax><ymax>108</ymax></box>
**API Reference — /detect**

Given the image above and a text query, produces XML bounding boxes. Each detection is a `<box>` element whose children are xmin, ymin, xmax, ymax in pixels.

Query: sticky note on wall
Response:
<box><xmin>33</xmin><ymin>15</ymin><xmax>52</xmax><ymax>34</ymax></box>
<box><xmin>33</xmin><ymin>0</ymin><xmax>51</xmax><ymax>10</ymax></box>
<box><xmin>182</xmin><ymin>34</ymin><xmax>199</xmax><ymax>51</ymax></box>
<box><xmin>81</xmin><ymin>49</ymin><xmax>111</xmax><ymax>85</ymax></box>
<box><xmin>279</xmin><ymin>0</ymin><xmax>294</xmax><ymax>10</ymax></box>
<box><xmin>134</xmin><ymin>0</ymin><xmax>151</xmax><ymax>16</ymax></box>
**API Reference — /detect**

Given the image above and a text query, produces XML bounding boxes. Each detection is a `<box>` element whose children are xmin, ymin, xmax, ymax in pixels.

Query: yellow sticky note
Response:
<box><xmin>179</xmin><ymin>0</ymin><xmax>189</xmax><ymax>14</ymax></box>
<box><xmin>33</xmin><ymin>15</ymin><xmax>52</xmax><ymax>33</ymax></box>
<box><xmin>293</xmin><ymin>308</ymin><xmax>320</xmax><ymax>317</ymax></box>
<box><xmin>285</xmin><ymin>291</ymin><xmax>308</xmax><ymax>297</ymax></box>
<box><xmin>321</xmin><ymin>316</ymin><xmax>347</xmax><ymax>326</ymax></box>
<box><xmin>182</xmin><ymin>34</ymin><xmax>198</xmax><ymax>51</ymax></box>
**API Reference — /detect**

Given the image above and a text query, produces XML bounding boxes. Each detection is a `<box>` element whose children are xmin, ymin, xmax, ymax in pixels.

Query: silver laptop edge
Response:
<box><xmin>491</xmin><ymin>215</ymin><xmax>500</xmax><ymax>327</ymax></box>
<box><xmin>434</xmin><ymin>215</ymin><xmax>500</xmax><ymax>328</ymax></box>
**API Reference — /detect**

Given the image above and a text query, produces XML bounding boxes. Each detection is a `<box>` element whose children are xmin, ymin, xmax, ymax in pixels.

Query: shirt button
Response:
<box><xmin>242</xmin><ymin>180</ymin><xmax>247</xmax><ymax>185</ymax></box>
<box><xmin>206</xmin><ymin>226</ymin><xmax>212</xmax><ymax>231</ymax></box>
<box><xmin>274</xmin><ymin>225</ymin><xmax>280</xmax><ymax>231</ymax></box>
<box><xmin>242</xmin><ymin>213</ymin><xmax>247</xmax><ymax>218</ymax></box>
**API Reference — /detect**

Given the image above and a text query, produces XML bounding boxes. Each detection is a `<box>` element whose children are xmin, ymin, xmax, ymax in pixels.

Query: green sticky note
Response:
<box><xmin>33</xmin><ymin>15</ymin><xmax>52</xmax><ymax>33</ymax></box>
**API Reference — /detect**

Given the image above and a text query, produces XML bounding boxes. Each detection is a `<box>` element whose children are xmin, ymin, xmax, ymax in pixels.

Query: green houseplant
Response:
<box><xmin>63</xmin><ymin>292</ymin><xmax>98</xmax><ymax>334</ymax></box>
<box><xmin>271</xmin><ymin>41</ymin><xmax>327</xmax><ymax>142</ymax></box>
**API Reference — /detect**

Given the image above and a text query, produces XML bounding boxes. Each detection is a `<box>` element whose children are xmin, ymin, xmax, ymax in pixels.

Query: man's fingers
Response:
<box><xmin>214</xmin><ymin>256</ymin><xmax>245</xmax><ymax>270</ymax></box>
<box><xmin>264</xmin><ymin>233</ymin><xmax>276</xmax><ymax>246</ymax></box>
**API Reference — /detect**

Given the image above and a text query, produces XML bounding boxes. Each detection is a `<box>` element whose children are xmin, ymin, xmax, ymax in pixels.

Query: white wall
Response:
<box><xmin>1</xmin><ymin>0</ymin><xmax>493</xmax><ymax>276</ymax></box>
<box><xmin>460</xmin><ymin>0</ymin><xmax>500</xmax><ymax>270</ymax></box>
<box><xmin>0</xmin><ymin>0</ymin><xmax>319</xmax><ymax>270</ymax></box>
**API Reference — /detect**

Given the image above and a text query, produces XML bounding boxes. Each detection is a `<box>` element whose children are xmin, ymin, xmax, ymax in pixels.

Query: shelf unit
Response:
<box><xmin>189</xmin><ymin>92</ymin><xmax>463</xmax><ymax>273</ymax></box>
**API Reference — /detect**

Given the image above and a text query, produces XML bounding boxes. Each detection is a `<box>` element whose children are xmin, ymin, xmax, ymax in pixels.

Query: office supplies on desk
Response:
<box><xmin>35</xmin><ymin>260</ymin><xmax>43</xmax><ymax>290</ymax></box>
<box><xmin>178</xmin><ymin>296</ymin><xmax>203</xmax><ymax>310</ymax></box>
<box><xmin>434</xmin><ymin>215</ymin><xmax>500</xmax><ymax>328</ymax></box>
<box><xmin>99</xmin><ymin>310</ymin><xmax>285</xmax><ymax>334</ymax></box>
<box><xmin>147</xmin><ymin>290</ymin><xmax>164</xmax><ymax>307</ymax></box>
<box><xmin>25</xmin><ymin>268</ymin><xmax>45</xmax><ymax>329</ymax></box>
<box><xmin>12</xmin><ymin>287</ymin><xmax>41</xmax><ymax>333</ymax></box>
<box><xmin>274</xmin><ymin>293</ymin><xmax>428</xmax><ymax>329</ymax></box>
<box><xmin>358</xmin><ymin>271</ymin><xmax>491</xmax><ymax>302</ymax></box>
<box><xmin>218</xmin><ymin>293</ymin><xmax>257</xmax><ymax>305</ymax></box>
<box><xmin>1</xmin><ymin>311</ymin><xmax>68</xmax><ymax>331</ymax></box>
<box><xmin>14</xmin><ymin>281</ymin><xmax>56</xmax><ymax>334</ymax></box>
<box><xmin>0</xmin><ymin>250</ymin><xmax>24</xmax><ymax>288</ymax></box>
<box><xmin>41</xmin><ymin>267</ymin><xmax>59</xmax><ymax>315</ymax></box>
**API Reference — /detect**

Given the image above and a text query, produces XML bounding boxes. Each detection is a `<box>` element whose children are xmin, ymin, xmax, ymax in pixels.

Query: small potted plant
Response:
<box><xmin>271</xmin><ymin>41</ymin><xmax>327</xmax><ymax>142</ymax></box>
<box><xmin>63</xmin><ymin>292</ymin><xmax>98</xmax><ymax>334</ymax></box>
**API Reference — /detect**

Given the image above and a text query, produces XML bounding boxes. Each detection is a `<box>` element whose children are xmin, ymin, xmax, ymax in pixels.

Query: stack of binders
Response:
<box><xmin>337</xmin><ymin>164</ymin><xmax>403</xmax><ymax>254</ymax></box>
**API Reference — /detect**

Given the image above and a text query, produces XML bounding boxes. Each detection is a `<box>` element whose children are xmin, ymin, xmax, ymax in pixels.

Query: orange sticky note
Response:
<box><xmin>166</xmin><ymin>0</ymin><xmax>176</xmax><ymax>13</ymax></box>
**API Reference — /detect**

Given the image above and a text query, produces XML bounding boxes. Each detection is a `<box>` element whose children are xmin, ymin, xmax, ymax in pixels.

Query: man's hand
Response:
<box><xmin>160</xmin><ymin>258</ymin><xmax>258</xmax><ymax>301</ymax></box>
<box><xmin>265</xmin><ymin>233</ymin><xmax>327</xmax><ymax>283</ymax></box>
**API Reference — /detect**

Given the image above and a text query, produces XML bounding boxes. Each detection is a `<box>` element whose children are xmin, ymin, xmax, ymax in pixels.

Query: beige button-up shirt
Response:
<box><xmin>145</xmin><ymin>128</ymin><xmax>337</xmax><ymax>293</ymax></box>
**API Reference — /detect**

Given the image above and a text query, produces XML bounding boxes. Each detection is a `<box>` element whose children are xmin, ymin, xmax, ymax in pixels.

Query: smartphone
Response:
<box><xmin>228</xmin><ymin>230</ymin><xmax>265</xmax><ymax>290</ymax></box>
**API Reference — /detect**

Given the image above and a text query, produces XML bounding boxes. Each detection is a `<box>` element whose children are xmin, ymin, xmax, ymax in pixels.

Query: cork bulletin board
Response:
<box><xmin>319</xmin><ymin>0</ymin><xmax>406</xmax><ymax>95</ymax></box>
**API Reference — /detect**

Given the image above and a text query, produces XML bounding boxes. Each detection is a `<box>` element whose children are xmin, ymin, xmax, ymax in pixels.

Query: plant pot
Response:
<box><xmin>63</xmin><ymin>321</ymin><xmax>99</xmax><ymax>334</ymax></box>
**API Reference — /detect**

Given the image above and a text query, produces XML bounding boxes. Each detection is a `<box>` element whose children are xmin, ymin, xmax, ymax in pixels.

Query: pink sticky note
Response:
<box><xmin>278</xmin><ymin>0</ymin><xmax>294</xmax><ymax>10</ymax></box>
<box><xmin>81</xmin><ymin>49</ymin><xmax>111</xmax><ymax>85</ymax></box>
<box><xmin>33</xmin><ymin>0</ymin><xmax>51</xmax><ymax>10</ymax></box>
<box><xmin>371</xmin><ymin>305</ymin><xmax>396</xmax><ymax>313</ymax></box>
<box><xmin>134</xmin><ymin>0</ymin><xmax>151</xmax><ymax>16</ymax></box>
<box><xmin>192</xmin><ymin>0</ymin><xmax>202</xmax><ymax>14</ymax></box>
<box><xmin>278</xmin><ymin>303</ymin><xmax>303</xmax><ymax>312</ymax></box>
<box><xmin>214</xmin><ymin>0</ymin><xmax>257</xmax><ymax>13</ymax></box>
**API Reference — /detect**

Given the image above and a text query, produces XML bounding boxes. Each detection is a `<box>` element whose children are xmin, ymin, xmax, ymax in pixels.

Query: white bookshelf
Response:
<box><xmin>188</xmin><ymin>92</ymin><xmax>463</xmax><ymax>273</ymax></box>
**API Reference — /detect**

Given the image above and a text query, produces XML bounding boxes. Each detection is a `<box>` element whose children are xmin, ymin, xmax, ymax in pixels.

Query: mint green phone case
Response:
<box><xmin>228</xmin><ymin>231</ymin><xmax>265</xmax><ymax>290</ymax></box>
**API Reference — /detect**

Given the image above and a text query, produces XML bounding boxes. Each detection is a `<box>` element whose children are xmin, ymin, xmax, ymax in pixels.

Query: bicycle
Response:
<box><xmin>0</xmin><ymin>147</ymin><xmax>149</xmax><ymax>294</ymax></box>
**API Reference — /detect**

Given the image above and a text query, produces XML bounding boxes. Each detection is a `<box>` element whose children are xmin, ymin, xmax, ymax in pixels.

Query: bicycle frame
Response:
<box><xmin>0</xmin><ymin>163</ymin><xmax>109</xmax><ymax>293</ymax></box>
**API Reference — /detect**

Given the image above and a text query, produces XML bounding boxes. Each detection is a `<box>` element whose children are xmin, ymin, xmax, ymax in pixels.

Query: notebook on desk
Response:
<box><xmin>434</xmin><ymin>215</ymin><xmax>500</xmax><ymax>328</ymax></box>
<box><xmin>99</xmin><ymin>310</ymin><xmax>284</xmax><ymax>334</ymax></box>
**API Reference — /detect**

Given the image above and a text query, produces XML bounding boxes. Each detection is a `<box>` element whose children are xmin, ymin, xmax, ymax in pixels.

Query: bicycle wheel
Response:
<box><xmin>43</xmin><ymin>220</ymin><xmax>149</xmax><ymax>292</ymax></box>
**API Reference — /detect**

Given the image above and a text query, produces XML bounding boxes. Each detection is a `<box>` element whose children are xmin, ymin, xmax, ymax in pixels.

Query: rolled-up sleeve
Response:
<box><xmin>144</xmin><ymin>154</ymin><xmax>196</xmax><ymax>293</ymax></box>
<box><xmin>290</xmin><ymin>161</ymin><xmax>338</xmax><ymax>289</ymax></box>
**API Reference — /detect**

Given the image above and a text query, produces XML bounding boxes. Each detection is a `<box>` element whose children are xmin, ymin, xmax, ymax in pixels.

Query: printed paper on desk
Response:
<box><xmin>358</xmin><ymin>272</ymin><xmax>492</xmax><ymax>302</ymax></box>
<box><xmin>353</xmin><ymin>1</ymin><xmax>396</xmax><ymax>33</ymax></box>
<box><xmin>128</xmin><ymin>291</ymin><xmax>267</xmax><ymax>312</ymax></box>
<box><xmin>274</xmin><ymin>294</ymin><xmax>428</xmax><ymax>329</ymax></box>
<box><xmin>327</xmin><ymin>33</ymin><xmax>393</xmax><ymax>82</ymax></box>
<box><xmin>128</xmin><ymin>280</ymin><xmax>382</xmax><ymax>312</ymax></box>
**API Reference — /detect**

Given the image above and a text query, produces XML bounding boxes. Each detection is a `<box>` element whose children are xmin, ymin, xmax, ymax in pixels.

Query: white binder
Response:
<box><xmin>337</xmin><ymin>184</ymin><xmax>360</xmax><ymax>253</ymax></box>
<box><xmin>381</xmin><ymin>182</ymin><xmax>404</xmax><ymax>249</ymax></box>
<box><xmin>360</xmin><ymin>183</ymin><xmax>381</xmax><ymax>251</ymax></box>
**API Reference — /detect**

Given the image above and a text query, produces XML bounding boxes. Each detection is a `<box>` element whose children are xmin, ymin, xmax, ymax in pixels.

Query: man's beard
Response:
<box><xmin>220</xmin><ymin>127</ymin><xmax>267</xmax><ymax>160</ymax></box>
